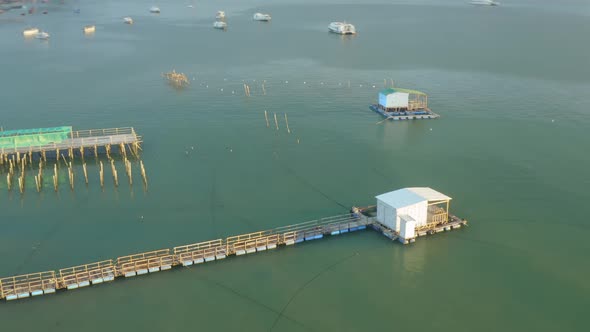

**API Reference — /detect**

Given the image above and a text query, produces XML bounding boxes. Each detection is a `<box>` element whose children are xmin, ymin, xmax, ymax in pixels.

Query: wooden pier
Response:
<box><xmin>0</xmin><ymin>127</ymin><xmax>142</xmax><ymax>159</ymax></box>
<box><xmin>0</xmin><ymin>212</ymin><xmax>467</xmax><ymax>301</ymax></box>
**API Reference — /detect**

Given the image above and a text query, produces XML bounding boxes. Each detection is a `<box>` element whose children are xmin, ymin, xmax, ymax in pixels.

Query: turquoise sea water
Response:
<box><xmin>0</xmin><ymin>0</ymin><xmax>589</xmax><ymax>331</ymax></box>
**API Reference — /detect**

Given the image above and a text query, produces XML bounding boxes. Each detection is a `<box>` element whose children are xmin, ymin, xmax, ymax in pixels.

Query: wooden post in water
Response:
<box><xmin>18</xmin><ymin>176</ymin><xmax>23</xmax><ymax>194</ymax></box>
<box><xmin>125</xmin><ymin>158</ymin><xmax>132</xmax><ymax>185</ymax></box>
<box><xmin>82</xmin><ymin>163</ymin><xmax>88</xmax><ymax>185</ymax></box>
<box><xmin>140</xmin><ymin>160</ymin><xmax>147</xmax><ymax>188</ymax></box>
<box><xmin>106</xmin><ymin>144</ymin><xmax>111</xmax><ymax>160</ymax></box>
<box><xmin>6</xmin><ymin>174</ymin><xmax>11</xmax><ymax>191</ymax></box>
<box><xmin>264</xmin><ymin>110</ymin><xmax>270</xmax><ymax>128</ymax></box>
<box><xmin>34</xmin><ymin>175</ymin><xmax>40</xmax><ymax>193</ymax></box>
<box><xmin>119</xmin><ymin>143</ymin><xmax>127</xmax><ymax>159</ymax></box>
<box><xmin>94</xmin><ymin>145</ymin><xmax>98</xmax><ymax>159</ymax></box>
<box><xmin>42</xmin><ymin>150</ymin><xmax>47</xmax><ymax>163</ymax></box>
<box><xmin>38</xmin><ymin>162</ymin><xmax>43</xmax><ymax>190</ymax></box>
<box><xmin>99</xmin><ymin>161</ymin><xmax>104</xmax><ymax>188</ymax></box>
<box><xmin>79</xmin><ymin>146</ymin><xmax>85</xmax><ymax>161</ymax></box>
<box><xmin>284</xmin><ymin>113</ymin><xmax>291</xmax><ymax>134</ymax></box>
<box><xmin>110</xmin><ymin>160</ymin><xmax>118</xmax><ymax>187</ymax></box>
<box><xmin>274</xmin><ymin>113</ymin><xmax>279</xmax><ymax>131</ymax></box>
<box><xmin>53</xmin><ymin>164</ymin><xmax>58</xmax><ymax>191</ymax></box>
<box><xmin>68</xmin><ymin>147</ymin><xmax>74</xmax><ymax>160</ymax></box>
<box><xmin>68</xmin><ymin>162</ymin><xmax>74</xmax><ymax>190</ymax></box>
<box><xmin>262</xmin><ymin>83</ymin><xmax>266</xmax><ymax>95</ymax></box>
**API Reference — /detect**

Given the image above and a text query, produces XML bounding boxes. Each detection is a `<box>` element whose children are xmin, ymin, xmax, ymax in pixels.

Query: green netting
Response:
<box><xmin>0</xmin><ymin>126</ymin><xmax>72</xmax><ymax>149</ymax></box>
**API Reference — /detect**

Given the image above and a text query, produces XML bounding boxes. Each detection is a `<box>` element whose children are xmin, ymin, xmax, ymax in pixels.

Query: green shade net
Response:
<box><xmin>0</xmin><ymin>126</ymin><xmax>72</xmax><ymax>149</ymax></box>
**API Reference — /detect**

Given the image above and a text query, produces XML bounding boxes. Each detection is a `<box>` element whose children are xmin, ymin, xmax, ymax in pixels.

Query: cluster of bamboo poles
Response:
<box><xmin>0</xmin><ymin>143</ymin><xmax>147</xmax><ymax>194</ymax></box>
<box><xmin>264</xmin><ymin>110</ymin><xmax>291</xmax><ymax>134</ymax></box>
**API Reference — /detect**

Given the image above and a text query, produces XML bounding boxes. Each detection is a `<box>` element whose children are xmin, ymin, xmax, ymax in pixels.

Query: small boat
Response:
<box><xmin>83</xmin><ymin>25</ymin><xmax>96</xmax><ymax>34</ymax></box>
<box><xmin>213</xmin><ymin>21</ymin><xmax>227</xmax><ymax>29</ymax></box>
<box><xmin>123</xmin><ymin>17</ymin><xmax>133</xmax><ymax>24</ymax></box>
<box><xmin>149</xmin><ymin>6</ymin><xmax>160</xmax><ymax>13</ymax></box>
<box><xmin>328</xmin><ymin>22</ymin><xmax>356</xmax><ymax>35</ymax></box>
<box><xmin>73</xmin><ymin>9</ymin><xmax>80</xmax><ymax>14</ymax></box>
<box><xmin>23</xmin><ymin>27</ymin><xmax>40</xmax><ymax>37</ymax></box>
<box><xmin>470</xmin><ymin>0</ymin><xmax>500</xmax><ymax>5</ymax></box>
<box><xmin>216</xmin><ymin>11</ymin><xmax>225</xmax><ymax>20</ymax></box>
<box><xmin>35</xmin><ymin>31</ymin><xmax>50</xmax><ymax>40</ymax></box>
<box><xmin>252</xmin><ymin>13</ymin><xmax>271</xmax><ymax>21</ymax></box>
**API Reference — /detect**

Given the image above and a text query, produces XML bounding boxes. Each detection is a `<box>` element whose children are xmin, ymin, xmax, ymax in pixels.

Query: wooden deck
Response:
<box><xmin>0</xmin><ymin>212</ymin><xmax>466</xmax><ymax>301</ymax></box>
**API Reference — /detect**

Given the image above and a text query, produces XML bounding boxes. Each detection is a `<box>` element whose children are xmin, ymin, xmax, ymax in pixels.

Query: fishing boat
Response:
<box><xmin>252</xmin><ymin>12</ymin><xmax>271</xmax><ymax>21</ymax></box>
<box><xmin>123</xmin><ymin>17</ymin><xmax>133</xmax><ymax>24</ymax></box>
<box><xmin>470</xmin><ymin>0</ymin><xmax>500</xmax><ymax>5</ymax></box>
<box><xmin>213</xmin><ymin>21</ymin><xmax>227</xmax><ymax>29</ymax></box>
<box><xmin>83</xmin><ymin>25</ymin><xmax>96</xmax><ymax>34</ymax></box>
<box><xmin>329</xmin><ymin>22</ymin><xmax>356</xmax><ymax>35</ymax></box>
<box><xmin>216</xmin><ymin>11</ymin><xmax>225</xmax><ymax>20</ymax></box>
<box><xmin>35</xmin><ymin>31</ymin><xmax>50</xmax><ymax>40</ymax></box>
<box><xmin>149</xmin><ymin>6</ymin><xmax>160</xmax><ymax>13</ymax></box>
<box><xmin>23</xmin><ymin>27</ymin><xmax>40</xmax><ymax>37</ymax></box>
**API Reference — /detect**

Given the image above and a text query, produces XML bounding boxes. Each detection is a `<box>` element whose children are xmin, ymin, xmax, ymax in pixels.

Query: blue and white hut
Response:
<box><xmin>370</xmin><ymin>88</ymin><xmax>438</xmax><ymax>120</ymax></box>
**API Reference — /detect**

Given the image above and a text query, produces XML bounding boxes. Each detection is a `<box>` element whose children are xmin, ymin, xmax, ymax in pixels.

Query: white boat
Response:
<box><xmin>149</xmin><ymin>6</ymin><xmax>160</xmax><ymax>13</ymax></box>
<box><xmin>123</xmin><ymin>17</ymin><xmax>133</xmax><ymax>24</ymax></box>
<box><xmin>470</xmin><ymin>0</ymin><xmax>499</xmax><ymax>5</ymax></box>
<box><xmin>83</xmin><ymin>25</ymin><xmax>96</xmax><ymax>34</ymax></box>
<box><xmin>23</xmin><ymin>27</ymin><xmax>39</xmax><ymax>37</ymax></box>
<box><xmin>213</xmin><ymin>21</ymin><xmax>227</xmax><ymax>29</ymax></box>
<box><xmin>329</xmin><ymin>22</ymin><xmax>356</xmax><ymax>35</ymax></box>
<box><xmin>252</xmin><ymin>13</ymin><xmax>271</xmax><ymax>21</ymax></box>
<box><xmin>216</xmin><ymin>11</ymin><xmax>225</xmax><ymax>20</ymax></box>
<box><xmin>35</xmin><ymin>31</ymin><xmax>50</xmax><ymax>40</ymax></box>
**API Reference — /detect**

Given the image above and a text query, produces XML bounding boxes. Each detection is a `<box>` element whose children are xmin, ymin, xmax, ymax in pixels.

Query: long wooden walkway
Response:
<box><xmin>0</xmin><ymin>213</ymin><xmax>466</xmax><ymax>301</ymax></box>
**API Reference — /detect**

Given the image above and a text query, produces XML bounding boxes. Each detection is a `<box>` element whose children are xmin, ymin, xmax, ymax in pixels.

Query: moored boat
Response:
<box><xmin>252</xmin><ymin>12</ymin><xmax>271</xmax><ymax>21</ymax></box>
<box><xmin>329</xmin><ymin>22</ymin><xmax>356</xmax><ymax>35</ymax></box>
<box><xmin>470</xmin><ymin>0</ymin><xmax>500</xmax><ymax>5</ymax></box>
<box><xmin>123</xmin><ymin>17</ymin><xmax>133</xmax><ymax>24</ymax></box>
<box><xmin>35</xmin><ymin>31</ymin><xmax>50</xmax><ymax>40</ymax></box>
<box><xmin>83</xmin><ymin>25</ymin><xmax>96</xmax><ymax>34</ymax></box>
<box><xmin>149</xmin><ymin>6</ymin><xmax>160</xmax><ymax>13</ymax></box>
<box><xmin>213</xmin><ymin>21</ymin><xmax>227</xmax><ymax>29</ymax></box>
<box><xmin>23</xmin><ymin>27</ymin><xmax>40</xmax><ymax>37</ymax></box>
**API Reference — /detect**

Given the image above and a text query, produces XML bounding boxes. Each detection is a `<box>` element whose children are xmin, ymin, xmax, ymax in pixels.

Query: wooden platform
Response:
<box><xmin>0</xmin><ymin>127</ymin><xmax>142</xmax><ymax>157</ymax></box>
<box><xmin>0</xmin><ymin>212</ymin><xmax>467</xmax><ymax>301</ymax></box>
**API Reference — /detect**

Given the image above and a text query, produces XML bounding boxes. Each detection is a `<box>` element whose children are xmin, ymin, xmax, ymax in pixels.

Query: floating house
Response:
<box><xmin>375</xmin><ymin>187</ymin><xmax>454</xmax><ymax>244</ymax></box>
<box><xmin>370</xmin><ymin>88</ymin><xmax>439</xmax><ymax>120</ymax></box>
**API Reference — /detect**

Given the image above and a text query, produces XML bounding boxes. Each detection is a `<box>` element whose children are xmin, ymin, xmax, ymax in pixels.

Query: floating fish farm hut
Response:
<box><xmin>370</xmin><ymin>88</ymin><xmax>439</xmax><ymax>120</ymax></box>
<box><xmin>0</xmin><ymin>187</ymin><xmax>467</xmax><ymax>301</ymax></box>
<box><xmin>374</xmin><ymin>187</ymin><xmax>455</xmax><ymax>243</ymax></box>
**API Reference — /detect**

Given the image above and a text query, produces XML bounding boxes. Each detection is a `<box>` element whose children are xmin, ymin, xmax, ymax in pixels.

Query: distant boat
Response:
<box><xmin>470</xmin><ymin>0</ymin><xmax>500</xmax><ymax>5</ymax></box>
<box><xmin>123</xmin><ymin>17</ymin><xmax>133</xmax><ymax>24</ymax></box>
<box><xmin>216</xmin><ymin>11</ymin><xmax>225</xmax><ymax>20</ymax></box>
<box><xmin>35</xmin><ymin>31</ymin><xmax>50</xmax><ymax>40</ymax></box>
<box><xmin>83</xmin><ymin>25</ymin><xmax>96</xmax><ymax>34</ymax></box>
<box><xmin>329</xmin><ymin>22</ymin><xmax>356</xmax><ymax>35</ymax></box>
<box><xmin>149</xmin><ymin>6</ymin><xmax>160</xmax><ymax>13</ymax></box>
<box><xmin>252</xmin><ymin>13</ymin><xmax>271</xmax><ymax>21</ymax></box>
<box><xmin>73</xmin><ymin>9</ymin><xmax>80</xmax><ymax>14</ymax></box>
<box><xmin>23</xmin><ymin>27</ymin><xmax>40</xmax><ymax>37</ymax></box>
<box><xmin>213</xmin><ymin>21</ymin><xmax>227</xmax><ymax>29</ymax></box>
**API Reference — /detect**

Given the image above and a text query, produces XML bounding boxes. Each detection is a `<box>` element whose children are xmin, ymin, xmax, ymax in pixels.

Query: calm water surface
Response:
<box><xmin>0</xmin><ymin>0</ymin><xmax>589</xmax><ymax>331</ymax></box>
